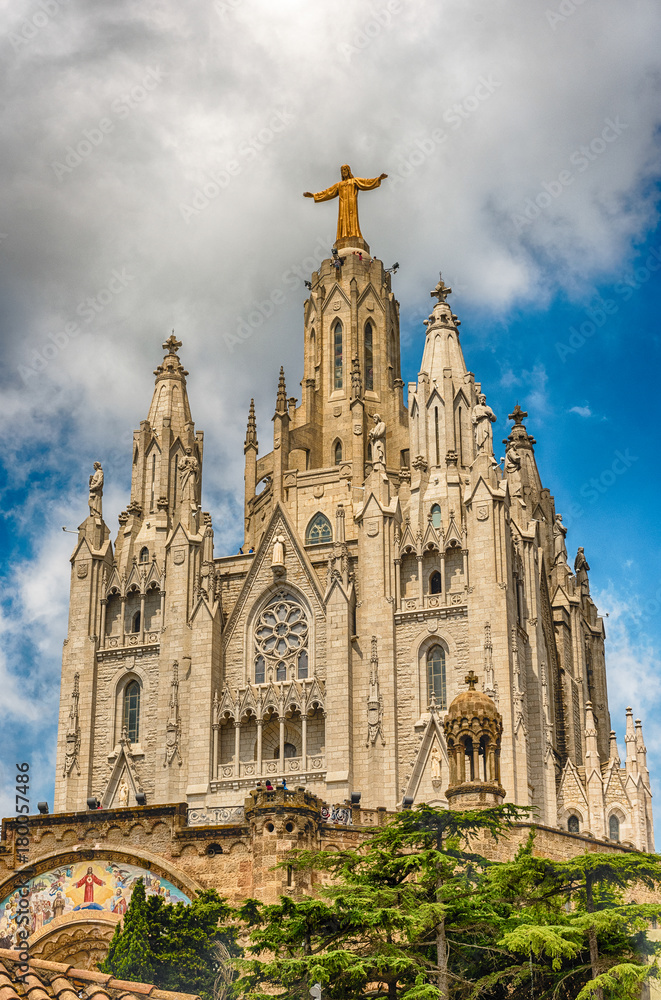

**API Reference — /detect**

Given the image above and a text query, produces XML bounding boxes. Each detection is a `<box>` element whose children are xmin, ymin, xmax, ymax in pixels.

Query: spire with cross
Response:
<box><xmin>430</xmin><ymin>272</ymin><xmax>452</xmax><ymax>304</ymax></box>
<box><xmin>163</xmin><ymin>331</ymin><xmax>182</xmax><ymax>356</ymax></box>
<box><xmin>508</xmin><ymin>404</ymin><xmax>528</xmax><ymax>426</ymax></box>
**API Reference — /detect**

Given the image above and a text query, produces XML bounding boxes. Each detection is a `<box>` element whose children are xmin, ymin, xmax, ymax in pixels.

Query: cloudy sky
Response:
<box><xmin>1</xmin><ymin>0</ymin><xmax>660</xmax><ymax>822</ymax></box>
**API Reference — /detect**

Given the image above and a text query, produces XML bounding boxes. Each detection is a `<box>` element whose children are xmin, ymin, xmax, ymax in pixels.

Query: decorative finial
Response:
<box><xmin>508</xmin><ymin>403</ymin><xmax>528</xmax><ymax>425</ymax></box>
<box><xmin>431</xmin><ymin>272</ymin><xmax>452</xmax><ymax>303</ymax></box>
<box><xmin>276</xmin><ymin>367</ymin><xmax>287</xmax><ymax>413</ymax></box>
<box><xmin>465</xmin><ymin>670</ymin><xmax>478</xmax><ymax>691</ymax></box>
<box><xmin>245</xmin><ymin>398</ymin><xmax>258</xmax><ymax>450</ymax></box>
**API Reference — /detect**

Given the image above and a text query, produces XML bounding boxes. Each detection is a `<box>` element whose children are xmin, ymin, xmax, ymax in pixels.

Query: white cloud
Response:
<box><xmin>569</xmin><ymin>404</ymin><xmax>592</xmax><ymax>417</ymax></box>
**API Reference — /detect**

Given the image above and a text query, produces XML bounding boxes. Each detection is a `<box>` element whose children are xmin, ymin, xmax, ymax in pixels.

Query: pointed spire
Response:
<box><xmin>148</xmin><ymin>334</ymin><xmax>193</xmax><ymax>430</ymax></box>
<box><xmin>584</xmin><ymin>701</ymin><xmax>600</xmax><ymax>770</ymax></box>
<box><xmin>635</xmin><ymin>718</ymin><xmax>649</xmax><ymax>779</ymax></box>
<box><xmin>244</xmin><ymin>398</ymin><xmax>258</xmax><ymax>451</ymax></box>
<box><xmin>624</xmin><ymin>707</ymin><xmax>638</xmax><ymax>778</ymax></box>
<box><xmin>609</xmin><ymin>729</ymin><xmax>620</xmax><ymax>766</ymax></box>
<box><xmin>275</xmin><ymin>366</ymin><xmax>287</xmax><ymax>414</ymax></box>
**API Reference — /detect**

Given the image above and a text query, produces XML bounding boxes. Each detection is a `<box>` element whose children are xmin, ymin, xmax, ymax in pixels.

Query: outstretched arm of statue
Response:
<box><xmin>354</xmin><ymin>174</ymin><xmax>387</xmax><ymax>190</ymax></box>
<box><xmin>305</xmin><ymin>182</ymin><xmax>340</xmax><ymax>202</ymax></box>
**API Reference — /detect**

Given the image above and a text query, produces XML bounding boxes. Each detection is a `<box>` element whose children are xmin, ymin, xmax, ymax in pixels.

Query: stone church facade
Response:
<box><xmin>50</xmin><ymin>216</ymin><xmax>653</xmax><ymax>854</ymax></box>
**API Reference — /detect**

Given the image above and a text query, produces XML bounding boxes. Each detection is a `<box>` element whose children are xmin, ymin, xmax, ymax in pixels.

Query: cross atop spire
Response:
<box><xmin>465</xmin><ymin>670</ymin><xmax>478</xmax><ymax>691</ymax></box>
<box><xmin>508</xmin><ymin>404</ymin><xmax>528</xmax><ymax>425</ymax></box>
<box><xmin>431</xmin><ymin>272</ymin><xmax>452</xmax><ymax>303</ymax></box>
<box><xmin>163</xmin><ymin>331</ymin><xmax>182</xmax><ymax>355</ymax></box>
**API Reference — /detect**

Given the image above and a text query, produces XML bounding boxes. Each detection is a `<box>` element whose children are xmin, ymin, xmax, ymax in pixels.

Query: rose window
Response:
<box><xmin>254</xmin><ymin>593</ymin><xmax>309</xmax><ymax>682</ymax></box>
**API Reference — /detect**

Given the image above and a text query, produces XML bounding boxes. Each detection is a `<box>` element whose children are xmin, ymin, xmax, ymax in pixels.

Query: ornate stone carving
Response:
<box><xmin>351</xmin><ymin>355</ymin><xmax>362</xmax><ymax>399</ymax></box>
<box><xmin>63</xmin><ymin>673</ymin><xmax>81</xmax><ymax>777</ymax></box>
<box><xmin>483</xmin><ymin>622</ymin><xmax>498</xmax><ymax>705</ymax></box>
<box><xmin>368</xmin><ymin>413</ymin><xmax>386</xmax><ymax>469</ymax></box>
<box><xmin>574</xmin><ymin>546</ymin><xmax>590</xmax><ymax>595</ymax></box>
<box><xmin>553</xmin><ymin>514</ymin><xmax>568</xmax><ymax>564</ymax></box>
<box><xmin>179</xmin><ymin>448</ymin><xmax>199</xmax><ymax>506</ymax></box>
<box><xmin>164</xmin><ymin>661</ymin><xmax>182</xmax><ymax>767</ymax></box>
<box><xmin>472</xmin><ymin>393</ymin><xmax>498</xmax><ymax>463</ymax></box>
<box><xmin>88</xmin><ymin>462</ymin><xmax>103</xmax><ymax>518</ymax></box>
<box><xmin>366</xmin><ymin>636</ymin><xmax>385</xmax><ymax>747</ymax></box>
<box><xmin>504</xmin><ymin>441</ymin><xmax>525</xmax><ymax>505</ymax></box>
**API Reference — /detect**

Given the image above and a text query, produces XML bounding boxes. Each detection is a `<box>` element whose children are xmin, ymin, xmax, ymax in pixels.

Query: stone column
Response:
<box><xmin>417</xmin><ymin>553</ymin><xmax>424</xmax><ymax>606</ymax></box>
<box><xmin>279</xmin><ymin>715</ymin><xmax>285</xmax><ymax>768</ymax></box>
<box><xmin>139</xmin><ymin>592</ymin><xmax>146</xmax><ymax>643</ymax></box>
<box><xmin>256</xmin><ymin>719</ymin><xmax>263</xmax><ymax>776</ymax></box>
<box><xmin>301</xmin><ymin>713</ymin><xmax>308</xmax><ymax>765</ymax></box>
<box><xmin>394</xmin><ymin>558</ymin><xmax>401</xmax><ymax>611</ymax></box>
<box><xmin>212</xmin><ymin>723</ymin><xmax>219</xmax><ymax>780</ymax></box>
<box><xmin>99</xmin><ymin>599</ymin><xmax>107</xmax><ymax>649</ymax></box>
<box><xmin>234</xmin><ymin>721</ymin><xmax>241</xmax><ymax>777</ymax></box>
<box><xmin>440</xmin><ymin>550</ymin><xmax>446</xmax><ymax>605</ymax></box>
<box><xmin>119</xmin><ymin>595</ymin><xmax>126</xmax><ymax>646</ymax></box>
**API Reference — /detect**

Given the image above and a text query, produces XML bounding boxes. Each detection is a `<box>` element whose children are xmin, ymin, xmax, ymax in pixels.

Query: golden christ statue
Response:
<box><xmin>304</xmin><ymin>164</ymin><xmax>387</xmax><ymax>244</ymax></box>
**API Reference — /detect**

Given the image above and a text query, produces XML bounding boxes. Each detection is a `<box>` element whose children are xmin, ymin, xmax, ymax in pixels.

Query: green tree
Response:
<box><xmin>490</xmin><ymin>844</ymin><xmax>661</xmax><ymax>1000</ymax></box>
<box><xmin>234</xmin><ymin>807</ymin><xmax>661</xmax><ymax>1000</ymax></box>
<box><xmin>235</xmin><ymin>804</ymin><xmax>529</xmax><ymax>1000</ymax></box>
<box><xmin>100</xmin><ymin>881</ymin><xmax>239</xmax><ymax>999</ymax></box>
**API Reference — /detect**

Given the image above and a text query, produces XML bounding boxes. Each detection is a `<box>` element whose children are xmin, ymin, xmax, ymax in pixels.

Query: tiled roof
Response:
<box><xmin>0</xmin><ymin>949</ymin><xmax>200</xmax><ymax>1000</ymax></box>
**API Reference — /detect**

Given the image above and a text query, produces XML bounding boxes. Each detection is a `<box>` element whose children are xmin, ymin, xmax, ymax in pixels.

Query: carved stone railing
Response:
<box><xmin>212</xmin><ymin>754</ymin><xmax>326</xmax><ymax>787</ymax></box>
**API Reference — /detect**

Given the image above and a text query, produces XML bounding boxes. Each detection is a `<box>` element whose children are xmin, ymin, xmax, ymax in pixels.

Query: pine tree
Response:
<box><xmin>102</xmin><ymin>879</ymin><xmax>155</xmax><ymax>984</ymax></box>
<box><xmin>235</xmin><ymin>804</ymin><xmax>529</xmax><ymax>1000</ymax></box>
<box><xmin>100</xmin><ymin>883</ymin><xmax>238</xmax><ymax>999</ymax></box>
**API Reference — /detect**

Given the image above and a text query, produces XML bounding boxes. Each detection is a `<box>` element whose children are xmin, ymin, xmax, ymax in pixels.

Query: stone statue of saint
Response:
<box><xmin>574</xmin><ymin>547</ymin><xmax>590</xmax><ymax>595</ymax></box>
<box><xmin>272</xmin><ymin>534</ymin><xmax>285</xmax><ymax>567</ymax></box>
<box><xmin>369</xmin><ymin>413</ymin><xmax>386</xmax><ymax>468</ymax></box>
<box><xmin>472</xmin><ymin>394</ymin><xmax>497</xmax><ymax>461</ymax></box>
<box><xmin>179</xmin><ymin>448</ymin><xmax>199</xmax><ymax>505</ymax></box>
<box><xmin>553</xmin><ymin>514</ymin><xmax>568</xmax><ymax>565</ymax></box>
<box><xmin>430</xmin><ymin>743</ymin><xmax>441</xmax><ymax>780</ymax></box>
<box><xmin>303</xmin><ymin>164</ymin><xmax>387</xmax><ymax>243</ymax></box>
<box><xmin>504</xmin><ymin>442</ymin><xmax>525</xmax><ymax>505</ymax></box>
<box><xmin>117</xmin><ymin>779</ymin><xmax>129</xmax><ymax>808</ymax></box>
<box><xmin>88</xmin><ymin>462</ymin><xmax>104</xmax><ymax>517</ymax></box>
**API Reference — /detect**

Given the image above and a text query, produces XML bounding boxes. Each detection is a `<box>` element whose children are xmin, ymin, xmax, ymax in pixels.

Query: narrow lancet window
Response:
<box><xmin>334</xmin><ymin>440</ymin><xmax>343</xmax><ymax>464</ymax></box>
<box><xmin>334</xmin><ymin>321</ymin><xmax>343</xmax><ymax>389</ymax></box>
<box><xmin>364</xmin><ymin>321</ymin><xmax>374</xmax><ymax>391</ymax></box>
<box><xmin>427</xmin><ymin>645</ymin><xmax>446</xmax><ymax>708</ymax></box>
<box><xmin>123</xmin><ymin>680</ymin><xmax>140</xmax><ymax>742</ymax></box>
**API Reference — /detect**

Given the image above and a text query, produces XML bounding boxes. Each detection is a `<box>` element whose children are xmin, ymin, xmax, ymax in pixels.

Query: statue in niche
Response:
<box><xmin>504</xmin><ymin>442</ymin><xmax>525</xmax><ymax>505</ymax></box>
<box><xmin>472</xmin><ymin>394</ymin><xmax>497</xmax><ymax>462</ymax></box>
<box><xmin>117</xmin><ymin>779</ymin><xmax>129</xmax><ymax>808</ymax></box>
<box><xmin>553</xmin><ymin>514</ymin><xmax>568</xmax><ymax>565</ymax></box>
<box><xmin>179</xmin><ymin>448</ymin><xmax>199</xmax><ymax>505</ymax></box>
<box><xmin>88</xmin><ymin>462</ymin><xmax>104</xmax><ymax>517</ymax></box>
<box><xmin>574</xmin><ymin>547</ymin><xmax>590</xmax><ymax>595</ymax></box>
<box><xmin>272</xmin><ymin>534</ymin><xmax>285</xmax><ymax>568</ymax></box>
<box><xmin>430</xmin><ymin>742</ymin><xmax>442</xmax><ymax>781</ymax></box>
<box><xmin>369</xmin><ymin>413</ymin><xmax>386</xmax><ymax>468</ymax></box>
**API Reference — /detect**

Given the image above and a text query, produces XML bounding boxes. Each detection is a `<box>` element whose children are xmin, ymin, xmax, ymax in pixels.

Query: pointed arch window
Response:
<box><xmin>364</xmin><ymin>321</ymin><xmax>374</xmax><ymax>391</ymax></box>
<box><xmin>139</xmin><ymin>546</ymin><xmax>149</xmax><ymax>563</ymax></box>
<box><xmin>333</xmin><ymin>321</ymin><xmax>343</xmax><ymax>390</ymax></box>
<box><xmin>276</xmin><ymin>661</ymin><xmax>287</xmax><ymax>682</ymax></box>
<box><xmin>430</xmin><ymin>504</ymin><xmax>442</xmax><ymax>529</ymax></box>
<box><xmin>255</xmin><ymin>655</ymin><xmax>265</xmax><ymax>685</ymax></box>
<box><xmin>568</xmin><ymin>815</ymin><xmax>580</xmax><ymax>834</ymax></box>
<box><xmin>427</xmin><ymin>645</ymin><xmax>446</xmax><ymax>708</ymax></box>
<box><xmin>609</xmin><ymin>814</ymin><xmax>620</xmax><ymax>842</ymax></box>
<box><xmin>150</xmin><ymin>453</ymin><xmax>156</xmax><ymax>512</ymax></box>
<box><xmin>306</xmin><ymin>512</ymin><xmax>332</xmax><ymax>545</ymax></box>
<box><xmin>430</xmin><ymin>571</ymin><xmax>442</xmax><ymax>595</ymax></box>
<box><xmin>297</xmin><ymin>650</ymin><xmax>309</xmax><ymax>679</ymax></box>
<box><xmin>310</xmin><ymin>327</ymin><xmax>316</xmax><ymax>368</ymax></box>
<box><xmin>131</xmin><ymin>610</ymin><xmax>141</xmax><ymax>634</ymax></box>
<box><xmin>123</xmin><ymin>680</ymin><xmax>140</xmax><ymax>742</ymax></box>
<box><xmin>333</xmin><ymin>440</ymin><xmax>343</xmax><ymax>465</ymax></box>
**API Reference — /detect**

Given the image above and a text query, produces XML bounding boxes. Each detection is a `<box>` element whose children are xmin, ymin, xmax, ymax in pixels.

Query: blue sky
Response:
<box><xmin>0</xmin><ymin>0</ymin><xmax>660</xmax><ymax>824</ymax></box>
